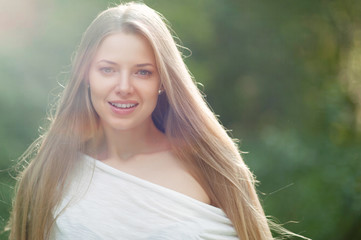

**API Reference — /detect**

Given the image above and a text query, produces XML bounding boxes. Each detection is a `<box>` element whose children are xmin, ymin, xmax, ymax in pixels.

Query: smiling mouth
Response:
<box><xmin>109</xmin><ymin>102</ymin><xmax>138</xmax><ymax>109</ymax></box>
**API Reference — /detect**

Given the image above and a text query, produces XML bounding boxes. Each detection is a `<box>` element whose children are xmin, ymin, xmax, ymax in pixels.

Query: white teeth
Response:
<box><xmin>111</xmin><ymin>102</ymin><xmax>136</xmax><ymax>109</ymax></box>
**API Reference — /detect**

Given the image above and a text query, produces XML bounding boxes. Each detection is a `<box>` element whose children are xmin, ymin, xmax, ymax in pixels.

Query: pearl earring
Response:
<box><xmin>158</xmin><ymin>89</ymin><xmax>163</xmax><ymax>95</ymax></box>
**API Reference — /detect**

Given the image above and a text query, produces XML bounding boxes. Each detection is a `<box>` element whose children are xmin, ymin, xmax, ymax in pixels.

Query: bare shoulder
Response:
<box><xmin>136</xmin><ymin>150</ymin><xmax>211</xmax><ymax>205</ymax></box>
<box><xmin>157</xmin><ymin>151</ymin><xmax>211</xmax><ymax>205</ymax></box>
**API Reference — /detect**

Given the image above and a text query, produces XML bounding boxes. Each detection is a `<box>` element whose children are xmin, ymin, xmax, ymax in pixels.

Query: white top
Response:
<box><xmin>50</xmin><ymin>155</ymin><xmax>238</xmax><ymax>240</ymax></box>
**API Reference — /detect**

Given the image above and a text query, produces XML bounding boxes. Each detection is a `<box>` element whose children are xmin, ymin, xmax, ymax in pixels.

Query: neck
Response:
<box><xmin>98</xmin><ymin>119</ymin><xmax>168</xmax><ymax>161</ymax></box>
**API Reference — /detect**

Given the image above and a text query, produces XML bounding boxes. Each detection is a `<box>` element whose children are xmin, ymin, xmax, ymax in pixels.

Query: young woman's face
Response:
<box><xmin>88</xmin><ymin>32</ymin><xmax>160</xmax><ymax>131</ymax></box>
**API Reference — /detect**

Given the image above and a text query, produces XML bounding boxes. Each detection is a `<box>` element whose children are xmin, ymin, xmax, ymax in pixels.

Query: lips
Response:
<box><xmin>109</xmin><ymin>102</ymin><xmax>137</xmax><ymax>109</ymax></box>
<box><xmin>108</xmin><ymin>101</ymin><xmax>138</xmax><ymax>115</ymax></box>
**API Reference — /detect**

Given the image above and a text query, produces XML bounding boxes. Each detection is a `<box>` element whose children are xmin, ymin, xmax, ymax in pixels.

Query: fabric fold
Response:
<box><xmin>51</xmin><ymin>155</ymin><xmax>238</xmax><ymax>240</ymax></box>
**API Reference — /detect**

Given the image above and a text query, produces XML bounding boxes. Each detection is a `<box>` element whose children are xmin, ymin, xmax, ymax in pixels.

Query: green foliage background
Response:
<box><xmin>1</xmin><ymin>0</ymin><xmax>360</xmax><ymax>239</ymax></box>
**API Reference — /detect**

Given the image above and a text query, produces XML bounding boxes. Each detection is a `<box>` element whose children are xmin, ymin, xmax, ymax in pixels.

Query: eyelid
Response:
<box><xmin>136</xmin><ymin>69</ymin><xmax>152</xmax><ymax>76</ymax></box>
<box><xmin>99</xmin><ymin>66</ymin><xmax>116</xmax><ymax>74</ymax></box>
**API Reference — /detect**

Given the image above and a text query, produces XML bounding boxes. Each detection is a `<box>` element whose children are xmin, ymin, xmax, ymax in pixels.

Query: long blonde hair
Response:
<box><xmin>8</xmin><ymin>2</ymin><xmax>306</xmax><ymax>240</ymax></box>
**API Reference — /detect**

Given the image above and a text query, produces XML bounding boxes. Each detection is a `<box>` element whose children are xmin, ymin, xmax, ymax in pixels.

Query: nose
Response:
<box><xmin>115</xmin><ymin>71</ymin><xmax>133</xmax><ymax>96</ymax></box>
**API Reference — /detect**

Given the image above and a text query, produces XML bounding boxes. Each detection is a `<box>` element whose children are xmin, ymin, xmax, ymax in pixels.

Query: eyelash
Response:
<box><xmin>99</xmin><ymin>67</ymin><xmax>114</xmax><ymax>74</ymax></box>
<box><xmin>98</xmin><ymin>67</ymin><xmax>153</xmax><ymax>77</ymax></box>
<box><xmin>136</xmin><ymin>70</ymin><xmax>152</xmax><ymax>76</ymax></box>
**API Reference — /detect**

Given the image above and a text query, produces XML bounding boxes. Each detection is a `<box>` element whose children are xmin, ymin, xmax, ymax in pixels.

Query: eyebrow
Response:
<box><xmin>136</xmin><ymin>63</ymin><xmax>154</xmax><ymax>67</ymax></box>
<box><xmin>97</xmin><ymin>60</ymin><xmax>117</xmax><ymax>65</ymax></box>
<box><xmin>96</xmin><ymin>60</ymin><xmax>154</xmax><ymax>68</ymax></box>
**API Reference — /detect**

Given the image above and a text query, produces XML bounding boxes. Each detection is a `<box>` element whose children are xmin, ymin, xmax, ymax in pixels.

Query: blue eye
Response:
<box><xmin>137</xmin><ymin>70</ymin><xmax>152</xmax><ymax>76</ymax></box>
<box><xmin>100</xmin><ymin>67</ymin><xmax>114</xmax><ymax>74</ymax></box>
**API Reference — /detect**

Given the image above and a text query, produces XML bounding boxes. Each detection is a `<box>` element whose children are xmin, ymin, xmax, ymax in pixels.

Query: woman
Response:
<box><xmin>8</xmin><ymin>2</ymin><xmax>306</xmax><ymax>240</ymax></box>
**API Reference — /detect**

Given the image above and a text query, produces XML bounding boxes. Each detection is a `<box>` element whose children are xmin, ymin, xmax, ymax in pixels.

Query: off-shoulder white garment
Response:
<box><xmin>50</xmin><ymin>155</ymin><xmax>238</xmax><ymax>240</ymax></box>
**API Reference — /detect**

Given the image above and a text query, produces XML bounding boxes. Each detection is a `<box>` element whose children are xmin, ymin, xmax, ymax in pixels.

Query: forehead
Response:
<box><xmin>92</xmin><ymin>32</ymin><xmax>156</xmax><ymax>64</ymax></box>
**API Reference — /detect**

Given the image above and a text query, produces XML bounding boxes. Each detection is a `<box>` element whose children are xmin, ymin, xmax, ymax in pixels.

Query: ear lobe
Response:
<box><xmin>158</xmin><ymin>84</ymin><xmax>165</xmax><ymax>95</ymax></box>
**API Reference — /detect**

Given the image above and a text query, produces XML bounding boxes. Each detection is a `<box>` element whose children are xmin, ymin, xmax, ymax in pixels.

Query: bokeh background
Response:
<box><xmin>1</xmin><ymin>0</ymin><xmax>360</xmax><ymax>239</ymax></box>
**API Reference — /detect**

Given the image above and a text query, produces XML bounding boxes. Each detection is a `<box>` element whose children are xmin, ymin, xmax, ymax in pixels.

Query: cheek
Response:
<box><xmin>88</xmin><ymin>80</ymin><xmax>109</xmax><ymax>110</ymax></box>
<box><xmin>88</xmin><ymin>72</ymin><xmax>111</xmax><ymax>97</ymax></box>
<box><xmin>134</xmin><ymin>80</ymin><xmax>159</xmax><ymax>96</ymax></box>
<box><xmin>89</xmin><ymin>89</ymin><xmax>102</xmax><ymax>114</ymax></box>
<box><xmin>89</xmin><ymin>84</ymin><xmax>102</xmax><ymax>103</ymax></box>
<box><xmin>143</xmin><ymin>78</ymin><xmax>161</xmax><ymax>96</ymax></box>
<box><xmin>146</xmin><ymin>88</ymin><xmax>161</xmax><ymax>103</ymax></box>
